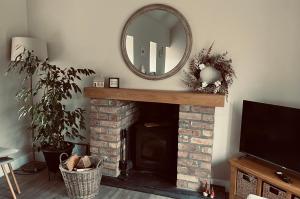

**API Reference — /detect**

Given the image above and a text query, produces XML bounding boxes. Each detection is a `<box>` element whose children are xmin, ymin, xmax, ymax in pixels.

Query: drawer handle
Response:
<box><xmin>243</xmin><ymin>174</ymin><xmax>250</xmax><ymax>182</ymax></box>
<box><xmin>269</xmin><ymin>186</ymin><xmax>279</xmax><ymax>195</ymax></box>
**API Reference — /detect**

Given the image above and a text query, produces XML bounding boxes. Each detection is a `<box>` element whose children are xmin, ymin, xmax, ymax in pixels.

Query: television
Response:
<box><xmin>240</xmin><ymin>100</ymin><xmax>300</xmax><ymax>174</ymax></box>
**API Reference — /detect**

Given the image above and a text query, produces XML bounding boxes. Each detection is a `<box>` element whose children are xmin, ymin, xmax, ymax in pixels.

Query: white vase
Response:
<box><xmin>200</xmin><ymin>66</ymin><xmax>221</xmax><ymax>84</ymax></box>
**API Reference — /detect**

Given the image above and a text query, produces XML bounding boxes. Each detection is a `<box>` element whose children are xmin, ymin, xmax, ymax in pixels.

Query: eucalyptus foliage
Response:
<box><xmin>7</xmin><ymin>49</ymin><xmax>95</xmax><ymax>150</ymax></box>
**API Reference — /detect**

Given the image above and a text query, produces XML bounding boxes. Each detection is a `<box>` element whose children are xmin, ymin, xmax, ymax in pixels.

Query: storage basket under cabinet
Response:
<box><xmin>236</xmin><ymin>170</ymin><xmax>258</xmax><ymax>198</ymax></box>
<box><xmin>292</xmin><ymin>195</ymin><xmax>300</xmax><ymax>199</ymax></box>
<box><xmin>262</xmin><ymin>182</ymin><xmax>287</xmax><ymax>199</ymax></box>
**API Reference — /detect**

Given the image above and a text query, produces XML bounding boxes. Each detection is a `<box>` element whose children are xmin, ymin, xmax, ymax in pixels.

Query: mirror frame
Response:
<box><xmin>121</xmin><ymin>4</ymin><xmax>193</xmax><ymax>80</ymax></box>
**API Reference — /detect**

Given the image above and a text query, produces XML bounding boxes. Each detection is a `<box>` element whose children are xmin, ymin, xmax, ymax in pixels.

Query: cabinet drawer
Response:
<box><xmin>262</xmin><ymin>183</ymin><xmax>287</xmax><ymax>199</ymax></box>
<box><xmin>236</xmin><ymin>170</ymin><xmax>257</xmax><ymax>198</ymax></box>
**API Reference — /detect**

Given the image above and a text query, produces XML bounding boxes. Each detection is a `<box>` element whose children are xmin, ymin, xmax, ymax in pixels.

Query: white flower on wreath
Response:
<box><xmin>214</xmin><ymin>87</ymin><xmax>220</xmax><ymax>94</ymax></box>
<box><xmin>214</xmin><ymin>80</ymin><xmax>222</xmax><ymax>87</ymax></box>
<box><xmin>199</xmin><ymin>63</ymin><xmax>206</xmax><ymax>70</ymax></box>
<box><xmin>202</xmin><ymin>81</ymin><xmax>208</xmax><ymax>88</ymax></box>
<box><xmin>225</xmin><ymin>75</ymin><xmax>230</xmax><ymax>81</ymax></box>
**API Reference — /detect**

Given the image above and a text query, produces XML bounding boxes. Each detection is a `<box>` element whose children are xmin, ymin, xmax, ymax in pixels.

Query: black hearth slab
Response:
<box><xmin>101</xmin><ymin>173</ymin><xmax>225</xmax><ymax>199</ymax></box>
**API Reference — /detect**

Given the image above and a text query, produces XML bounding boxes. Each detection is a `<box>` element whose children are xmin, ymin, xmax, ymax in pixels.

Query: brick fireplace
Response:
<box><xmin>85</xmin><ymin>87</ymin><xmax>224</xmax><ymax>191</ymax></box>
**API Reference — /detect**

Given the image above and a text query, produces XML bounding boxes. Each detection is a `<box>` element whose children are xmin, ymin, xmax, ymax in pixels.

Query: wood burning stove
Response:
<box><xmin>128</xmin><ymin>102</ymin><xmax>179</xmax><ymax>182</ymax></box>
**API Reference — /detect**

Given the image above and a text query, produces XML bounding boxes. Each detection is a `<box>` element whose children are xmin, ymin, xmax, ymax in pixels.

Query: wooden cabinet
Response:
<box><xmin>230</xmin><ymin>156</ymin><xmax>300</xmax><ymax>199</ymax></box>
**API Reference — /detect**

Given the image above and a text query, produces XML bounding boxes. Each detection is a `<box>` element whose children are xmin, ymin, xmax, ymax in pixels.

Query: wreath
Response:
<box><xmin>183</xmin><ymin>43</ymin><xmax>235</xmax><ymax>97</ymax></box>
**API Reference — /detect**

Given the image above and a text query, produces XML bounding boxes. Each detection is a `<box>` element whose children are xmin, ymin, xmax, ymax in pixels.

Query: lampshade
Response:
<box><xmin>11</xmin><ymin>37</ymin><xmax>48</xmax><ymax>61</ymax></box>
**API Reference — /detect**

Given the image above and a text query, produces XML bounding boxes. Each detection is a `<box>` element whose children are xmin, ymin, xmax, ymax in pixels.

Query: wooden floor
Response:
<box><xmin>0</xmin><ymin>170</ymin><xmax>172</xmax><ymax>199</ymax></box>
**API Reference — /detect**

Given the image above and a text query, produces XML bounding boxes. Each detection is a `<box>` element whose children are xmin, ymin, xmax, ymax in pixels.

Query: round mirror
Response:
<box><xmin>121</xmin><ymin>4</ymin><xmax>192</xmax><ymax>80</ymax></box>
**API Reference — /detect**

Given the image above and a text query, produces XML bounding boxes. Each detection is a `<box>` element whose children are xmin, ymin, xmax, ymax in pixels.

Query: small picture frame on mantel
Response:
<box><xmin>109</xmin><ymin>77</ymin><xmax>120</xmax><ymax>88</ymax></box>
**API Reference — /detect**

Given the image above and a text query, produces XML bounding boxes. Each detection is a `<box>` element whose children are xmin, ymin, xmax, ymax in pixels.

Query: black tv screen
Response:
<box><xmin>240</xmin><ymin>100</ymin><xmax>300</xmax><ymax>173</ymax></box>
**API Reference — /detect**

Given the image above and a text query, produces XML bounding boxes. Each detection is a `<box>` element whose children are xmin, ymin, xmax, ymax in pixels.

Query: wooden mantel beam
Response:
<box><xmin>84</xmin><ymin>87</ymin><xmax>225</xmax><ymax>107</ymax></box>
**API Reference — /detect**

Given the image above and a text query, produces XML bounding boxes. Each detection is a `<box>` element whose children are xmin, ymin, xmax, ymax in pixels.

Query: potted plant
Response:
<box><xmin>7</xmin><ymin>49</ymin><xmax>95</xmax><ymax>172</ymax></box>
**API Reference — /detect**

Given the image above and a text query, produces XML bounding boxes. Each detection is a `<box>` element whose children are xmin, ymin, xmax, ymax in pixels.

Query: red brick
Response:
<box><xmin>202</xmin><ymin>114</ymin><xmax>214</xmax><ymax>122</ymax></box>
<box><xmin>179</xmin><ymin>120</ymin><xmax>191</xmax><ymax>128</ymax></box>
<box><xmin>108</xmin><ymin>114</ymin><xmax>121</xmax><ymax>121</ymax></box>
<box><xmin>99</xmin><ymin>107</ymin><xmax>121</xmax><ymax>113</ymax></box>
<box><xmin>179</xmin><ymin>112</ymin><xmax>202</xmax><ymax>120</ymax></box>
<box><xmin>178</xmin><ymin>143</ymin><xmax>196</xmax><ymax>151</ymax></box>
<box><xmin>202</xmin><ymin>130</ymin><xmax>213</xmax><ymax>137</ymax></box>
<box><xmin>190</xmin><ymin>138</ymin><xmax>213</xmax><ymax>146</ymax></box>
<box><xmin>177</xmin><ymin>158</ymin><xmax>199</xmax><ymax>167</ymax></box>
<box><xmin>99</xmin><ymin>134</ymin><xmax>119</xmax><ymax>142</ymax></box>
<box><xmin>178</xmin><ymin>135</ymin><xmax>190</xmax><ymax>143</ymax></box>
<box><xmin>109</xmin><ymin>142</ymin><xmax>121</xmax><ymax>149</ymax></box>
<box><xmin>195</xmin><ymin>169</ymin><xmax>210</xmax><ymax>178</ymax></box>
<box><xmin>191</xmin><ymin>106</ymin><xmax>215</xmax><ymax>114</ymax></box>
<box><xmin>90</xmin><ymin>147</ymin><xmax>98</xmax><ymax>154</ymax></box>
<box><xmin>178</xmin><ymin>128</ymin><xmax>202</xmax><ymax>137</ymax></box>
<box><xmin>177</xmin><ymin>180</ymin><xmax>188</xmax><ymax>189</ymax></box>
<box><xmin>177</xmin><ymin>174</ymin><xmax>199</xmax><ymax>183</ymax></box>
<box><xmin>179</xmin><ymin>105</ymin><xmax>191</xmax><ymax>112</ymax></box>
<box><xmin>106</xmin><ymin>156</ymin><xmax>120</xmax><ymax>163</ymax></box>
<box><xmin>187</xmin><ymin>182</ymin><xmax>201</xmax><ymax>191</ymax></box>
<box><xmin>99</xmin><ymin>148</ymin><xmax>119</xmax><ymax>156</ymax></box>
<box><xmin>90</xmin><ymin>127</ymin><xmax>106</xmax><ymax>134</ymax></box>
<box><xmin>177</xmin><ymin>166</ymin><xmax>189</xmax><ymax>174</ymax></box>
<box><xmin>190</xmin><ymin>153</ymin><xmax>212</xmax><ymax>162</ymax></box>
<box><xmin>200</xmin><ymin>162</ymin><xmax>211</xmax><ymax>170</ymax></box>
<box><xmin>90</xmin><ymin>105</ymin><xmax>98</xmax><ymax>112</ymax></box>
<box><xmin>178</xmin><ymin>151</ymin><xmax>189</xmax><ymax>158</ymax></box>
<box><xmin>201</xmin><ymin>146</ymin><xmax>212</xmax><ymax>154</ymax></box>
<box><xmin>90</xmin><ymin>140</ymin><xmax>108</xmax><ymax>148</ymax></box>
<box><xmin>191</xmin><ymin>121</ymin><xmax>214</xmax><ymax>130</ymax></box>
<box><xmin>99</xmin><ymin>121</ymin><xmax>121</xmax><ymax>128</ymax></box>
<box><xmin>104</xmin><ymin>162</ymin><xmax>118</xmax><ymax>170</ymax></box>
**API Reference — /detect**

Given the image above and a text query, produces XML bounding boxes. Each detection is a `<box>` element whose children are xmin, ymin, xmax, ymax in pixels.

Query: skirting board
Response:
<box><xmin>212</xmin><ymin>178</ymin><xmax>230</xmax><ymax>192</ymax></box>
<box><xmin>0</xmin><ymin>152</ymin><xmax>31</xmax><ymax>177</ymax></box>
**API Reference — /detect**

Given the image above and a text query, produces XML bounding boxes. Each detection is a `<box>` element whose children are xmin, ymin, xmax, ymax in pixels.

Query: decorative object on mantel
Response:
<box><xmin>93</xmin><ymin>75</ymin><xmax>105</xmax><ymax>87</ymax></box>
<box><xmin>109</xmin><ymin>77</ymin><xmax>120</xmax><ymax>88</ymax></box>
<box><xmin>183</xmin><ymin>43</ymin><xmax>235</xmax><ymax>97</ymax></box>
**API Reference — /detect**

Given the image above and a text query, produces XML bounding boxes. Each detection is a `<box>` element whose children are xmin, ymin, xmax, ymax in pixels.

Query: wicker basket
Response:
<box><xmin>59</xmin><ymin>153</ymin><xmax>106</xmax><ymax>199</ymax></box>
<box><xmin>236</xmin><ymin>170</ymin><xmax>258</xmax><ymax>198</ymax></box>
<box><xmin>262</xmin><ymin>183</ymin><xmax>287</xmax><ymax>199</ymax></box>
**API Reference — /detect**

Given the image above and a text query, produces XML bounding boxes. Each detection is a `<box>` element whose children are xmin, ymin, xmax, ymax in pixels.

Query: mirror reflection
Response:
<box><xmin>125</xmin><ymin>10</ymin><xmax>187</xmax><ymax>76</ymax></box>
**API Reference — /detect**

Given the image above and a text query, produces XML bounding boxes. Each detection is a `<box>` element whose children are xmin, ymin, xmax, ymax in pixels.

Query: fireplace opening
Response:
<box><xmin>130</xmin><ymin>102</ymin><xmax>179</xmax><ymax>180</ymax></box>
<box><xmin>129</xmin><ymin>102</ymin><xmax>179</xmax><ymax>183</ymax></box>
<box><xmin>114</xmin><ymin>102</ymin><xmax>178</xmax><ymax>188</ymax></box>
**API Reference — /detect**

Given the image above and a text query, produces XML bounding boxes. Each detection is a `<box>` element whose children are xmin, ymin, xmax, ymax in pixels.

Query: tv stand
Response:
<box><xmin>230</xmin><ymin>156</ymin><xmax>300</xmax><ymax>199</ymax></box>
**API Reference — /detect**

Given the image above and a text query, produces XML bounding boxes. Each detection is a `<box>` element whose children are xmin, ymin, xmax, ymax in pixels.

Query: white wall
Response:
<box><xmin>26</xmin><ymin>0</ymin><xmax>300</xmax><ymax>187</ymax></box>
<box><xmin>0</xmin><ymin>0</ymin><xmax>31</xmax><ymax>175</ymax></box>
